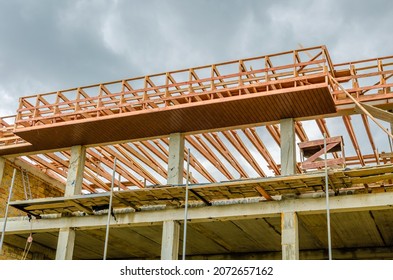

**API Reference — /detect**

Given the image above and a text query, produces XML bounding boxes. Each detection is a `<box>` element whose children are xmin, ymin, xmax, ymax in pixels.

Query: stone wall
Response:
<box><xmin>0</xmin><ymin>159</ymin><xmax>64</xmax><ymax>260</ymax></box>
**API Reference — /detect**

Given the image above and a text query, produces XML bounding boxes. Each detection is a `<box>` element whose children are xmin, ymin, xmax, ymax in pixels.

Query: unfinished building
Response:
<box><xmin>1</xmin><ymin>45</ymin><xmax>393</xmax><ymax>260</ymax></box>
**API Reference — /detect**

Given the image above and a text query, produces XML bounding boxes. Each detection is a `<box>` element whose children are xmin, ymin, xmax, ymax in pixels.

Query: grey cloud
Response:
<box><xmin>1</xmin><ymin>0</ymin><xmax>392</xmax><ymax>115</ymax></box>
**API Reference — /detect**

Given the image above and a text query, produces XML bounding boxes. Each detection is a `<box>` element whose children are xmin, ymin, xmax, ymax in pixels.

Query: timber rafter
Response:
<box><xmin>1</xmin><ymin>46</ymin><xmax>393</xmax><ymax>193</ymax></box>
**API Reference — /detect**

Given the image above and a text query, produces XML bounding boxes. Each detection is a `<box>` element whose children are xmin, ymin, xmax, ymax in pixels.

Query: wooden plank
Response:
<box><xmin>350</xmin><ymin>173</ymin><xmax>393</xmax><ymax>184</ymax></box>
<box><xmin>301</xmin><ymin>158</ymin><xmax>345</xmax><ymax>169</ymax></box>
<box><xmin>255</xmin><ymin>186</ymin><xmax>274</xmax><ymax>201</ymax></box>
<box><xmin>344</xmin><ymin>165</ymin><xmax>393</xmax><ymax>177</ymax></box>
<box><xmin>356</xmin><ymin>103</ymin><xmax>393</xmax><ymax>123</ymax></box>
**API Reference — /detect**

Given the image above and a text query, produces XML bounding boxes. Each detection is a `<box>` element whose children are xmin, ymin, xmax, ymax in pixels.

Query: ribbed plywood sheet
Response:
<box><xmin>10</xmin><ymin>165</ymin><xmax>393</xmax><ymax>217</ymax></box>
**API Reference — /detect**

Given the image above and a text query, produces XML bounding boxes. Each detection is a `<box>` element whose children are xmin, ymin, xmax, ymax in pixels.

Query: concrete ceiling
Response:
<box><xmin>6</xmin><ymin>208</ymin><xmax>393</xmax><ymax>260</ymax></box>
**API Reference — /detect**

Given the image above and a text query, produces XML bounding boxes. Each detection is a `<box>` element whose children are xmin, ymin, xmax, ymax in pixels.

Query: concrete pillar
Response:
<box><xmin>162</xmin><ymin>134</ymin><xmax>183</xmax><ymax>259</ymax></box>
<box><xmin>161</xmin><ymin>220</ymin><xmax>180</xmax><ymax>260</ymax></box>
<box><xmin>64</xmin><ymin>145</ymin><xmax>86</xmax><ymax>196</ymax></box>
<box><xmin>281</xmin><ymin>211</ymin><xmax>299</xmax><ymax>260</ymax></box>
<box><xmin>167</xmin><ymin>133</ymin><xmax>185</xmax><ymax>185</ymax></box>
<box><xmin>280</xmin><ymin>118</ymin><xmax>296</xmax><ymax>175</ymax></box>
<box><xmin>0</xmin><ymin>157</ymin><xmax>5</xmax><ymax>185</ymax></box>
<box><xmin>56</xmin><ymin>145</ymin><xmax>86</xmax><ymax>260</ymax></box>
<box><xmin>55</xmin><ymin>228</ymin><xmax>76</xmax><ymax>260</ymax></box>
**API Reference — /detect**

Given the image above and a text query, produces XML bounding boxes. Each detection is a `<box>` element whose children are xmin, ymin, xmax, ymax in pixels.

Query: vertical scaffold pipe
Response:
<box><xmin>0</xmin><ymin>168</ymin><xmax>17</xmax><ymax>255</ymax></box>
<box><xmin>182</xmin><ymin>148</ymin><xmax>191</xmax><ymax>260</ymax></box>
<box><xmin>324</xmin><ymin>133</ymin><xmax>332</xmax><ymax>260</ymax></box>
<box><xmin>103</xmin><ymin>157</ymin><xmax>117</xmax><ymax>260</ymax></box>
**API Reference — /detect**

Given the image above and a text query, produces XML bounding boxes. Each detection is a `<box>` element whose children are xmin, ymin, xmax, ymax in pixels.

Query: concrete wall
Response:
<box><xmin>0</xmin><ymin>160</ymin><xmax>64</xmax><ymax>260</ymax></box>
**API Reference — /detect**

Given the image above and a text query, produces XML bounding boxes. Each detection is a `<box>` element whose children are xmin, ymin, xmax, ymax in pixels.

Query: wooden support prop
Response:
<box><xmin>356</xmin><ymin>103</ymin><xmax>393</xmax><ymax>123</ymax></box>
<box><xmin>329</xmin><ymin>75</ymin><xmax>393</xmax><ymax>141</ymax></box>
<box><xmin>299</xmin><ymin>136</ymin><xmax>344</xmax><ymax>170</ymax></box>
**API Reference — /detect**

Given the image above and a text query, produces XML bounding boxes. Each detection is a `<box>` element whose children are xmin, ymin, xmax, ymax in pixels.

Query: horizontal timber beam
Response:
<box><xmin>1</xmin><ymin>192</ymin><xmax>393</xmax><ymax>234</ymax></box>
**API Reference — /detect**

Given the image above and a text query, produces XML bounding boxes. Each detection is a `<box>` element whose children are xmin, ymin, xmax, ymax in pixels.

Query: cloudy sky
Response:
<box><xmin>1</xmin><ymin>0</ymin><xmax>392</xmax><ymax>117</ymax></box>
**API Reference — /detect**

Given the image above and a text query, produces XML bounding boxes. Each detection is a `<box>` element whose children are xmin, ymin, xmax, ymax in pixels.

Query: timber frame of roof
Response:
<box><xmin>1</xmin><ymin>45</ymin><xmax>393</xmax><ymax>194</ymax></box>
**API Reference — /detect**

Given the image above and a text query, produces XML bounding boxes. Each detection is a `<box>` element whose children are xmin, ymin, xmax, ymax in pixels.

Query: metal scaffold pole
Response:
<box><xmin>0</xmin><ymin>168</ymin><xmax>17</xmax><ymax>255</ymax></box>
<box><xmin>324</xmin><ymin>133</ymin><xmax>332</xmax><ymax>260</ymax></box>
<box><xmin>103</xmin><ymin>157</ymin><xmax>117</xmax><ymax>260</ymax></box>
<box><xmin>182</xmin><ymin>148</ymin><xmax>191</xmax><ymax>260</ymax></box>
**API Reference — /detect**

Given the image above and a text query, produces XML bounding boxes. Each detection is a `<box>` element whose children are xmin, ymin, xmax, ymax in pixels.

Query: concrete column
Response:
<box><xmin>64</xmin><ymin>145</ymin><xmax>86</xmax><ymax>196</ymax></box>
<box><xmin>56</xmin><ymin>145</ymin><xmax>86</xmax><ymax>260</ymax></box>
<box><xmin>0</xmin><ymin>157</ymin><xmax>5</xmax><ymax>185</ymax></box>
<box><xmin>55</xmin><ymin>228</ymin><xmax>76</xmax><ymax>260</ymax></box>
<box><xmin>161</xmin><ymin>220</ymin><xmax>180</xmax><ymax>260</ymax></box>
<box><xmin>167</xmin><ymin>133</ymin><xmax>185</xmax><ymax>185</ymax></box>
<box><xmin>164</xmin><ymin>134</ymin><xmax>183</xmax><ymax>259</ymax></box>
<box><xmin>281</xmin><ymin>211</ymin><xmax>299</xmax><ymax>260</ymax></box>
<box><xmin>280</xmin><ymin>118</ymin><xmax>296</xmax><ymax>175</ymax></box>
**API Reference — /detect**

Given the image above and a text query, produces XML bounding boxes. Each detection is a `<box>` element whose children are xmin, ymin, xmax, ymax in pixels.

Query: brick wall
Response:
<box><xmin>0</xmin><ymin>243</ymin><xmax>29</xmax><ymax>260</ymax></box>
<box><xmin>0</xmin><ymin>159</ymin><xmax>64</xmax><ymax>260</ymax></box>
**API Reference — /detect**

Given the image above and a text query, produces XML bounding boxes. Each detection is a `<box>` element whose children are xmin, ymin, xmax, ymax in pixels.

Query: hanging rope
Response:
<box><xmin>21</xmin><ymin>215</ymin><xmax>34</xmax><ymax>260</ymax></box>
<box><xmin>21</xmin><ymin>233</ymin><xmax>33</xmax><ymax>260</ymax></box>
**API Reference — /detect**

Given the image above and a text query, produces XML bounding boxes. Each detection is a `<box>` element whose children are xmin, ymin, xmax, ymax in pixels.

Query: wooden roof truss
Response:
<box><xmin>1</xmin><ymin>46</ymin><xmax>393</xmax><ymax>194</ymax></box>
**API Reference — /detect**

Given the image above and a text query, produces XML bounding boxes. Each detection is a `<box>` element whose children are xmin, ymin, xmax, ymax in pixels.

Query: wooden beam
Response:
<box><xmin>87</xmin><ymin>148</ymin><xmax>143</xmax><ymax>188</ymax></box>
<box><xmin>204</xmin><ymin>132</ymin><xmax>249</xmax><ymax>178</ymax></box>
<box><xmin>255</xmin><ymin>186</ymin><xmax>273</xmax><ymax>201</ymax></box>
<box><xmin>343</xmin><ymin>116</ymin><xmax>365</xmax><ymax>166</ymax></box>
<box><xmin>315</xmin><ymin>119</ymin><xmax>339</xmax><ymax>158</ymax></box>
<box><xmin>295</xmin><ymin>121</ymin><xmax>309</xmax><ymax>142</ymax></box>
<box><xmin>186</xmin><ymin>135</ymin><xmax>234</xmax><ymax>180</ymax></box>
<box><xmin>356</xmin><ymin>103</ymin><xmax>393</xmax><ymax>123</ymax></box>
<box><xmin>108</xmin><ymin>145</ymin><xmax>160</xmax><ymax>185</ymax></box>
<box><xmin>120</xmin><ymin>143</ymin><xmax>168</xmax><ymax>180</ymax></box>
<box><xmin>361</xmin><ymin>115</ymin><xmax>380</xmax><ymax>164</ymax></box>
<box><xmin>222</xmin><ymin>131</ymin><xmax>266</xmax><ymax>177</ymax></box>
<box><xmin>330</xmin><ymin>74</ymin><xmax>393</xmax><ymax>141</ymax></box>
<box><xmin>243</xmin><ymin>128</ymin><xmax>280</xmax><ymax>175</ymax></box>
